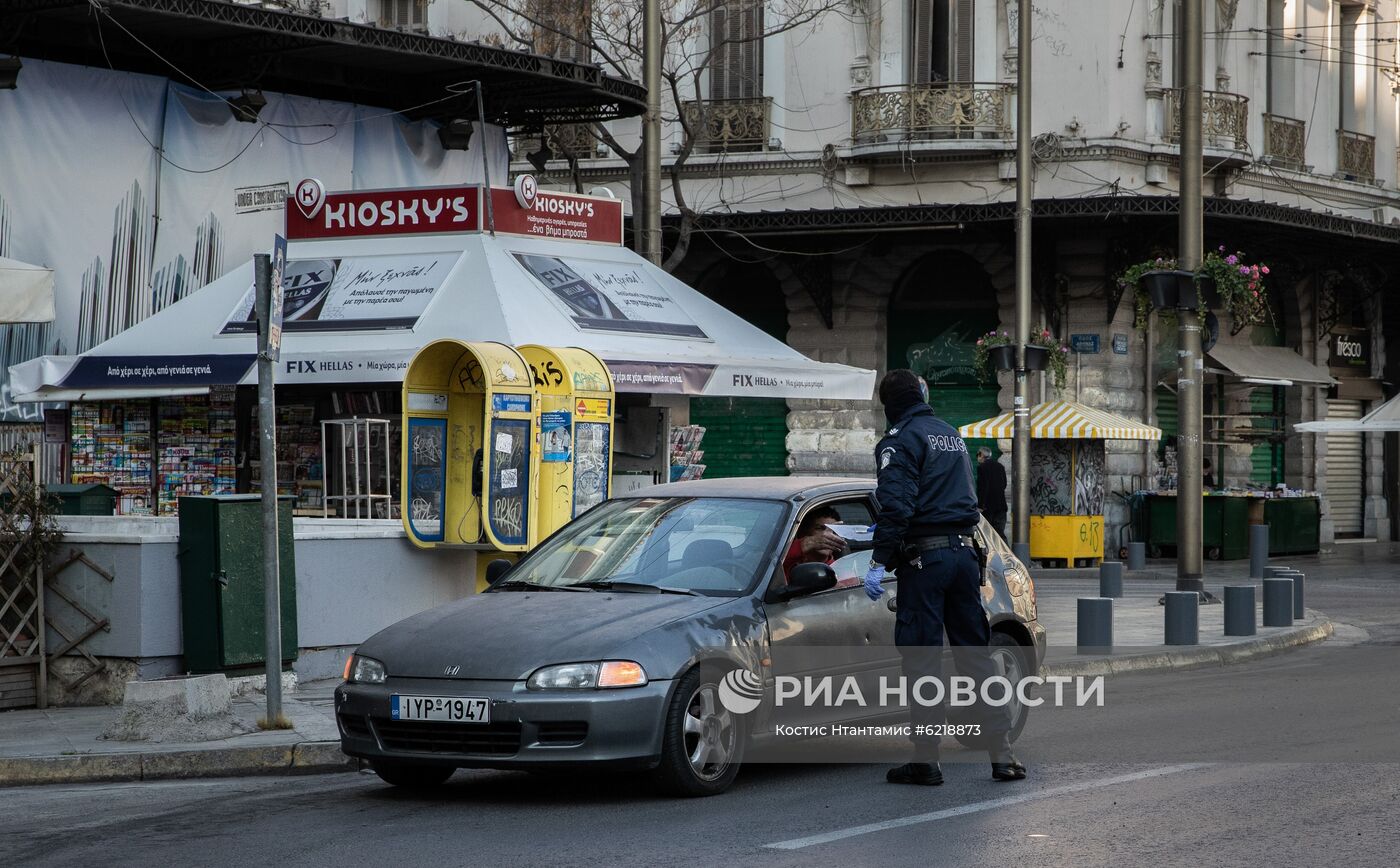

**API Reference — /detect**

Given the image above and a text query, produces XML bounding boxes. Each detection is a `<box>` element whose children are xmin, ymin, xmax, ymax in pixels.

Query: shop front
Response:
<box><xmin>7</xmin><ymin>180</ymin><xmax>874</xmax><ymax>688</ymax></box>
<box><xmin>12</xmin><ymin>179</ymin><xmax>874</xmax><ymax>520</ymax></box>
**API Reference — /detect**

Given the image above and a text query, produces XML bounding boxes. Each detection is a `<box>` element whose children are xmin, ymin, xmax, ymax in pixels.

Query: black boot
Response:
<box><xmin>886</xmin><ymin>762</ymin><xmax>944</xmax><ymax>786</ymax></box>
<box><xmin>989</xmin><ymin>734</ymin><xmax>1026</xmax><ymax>782</ymax></box>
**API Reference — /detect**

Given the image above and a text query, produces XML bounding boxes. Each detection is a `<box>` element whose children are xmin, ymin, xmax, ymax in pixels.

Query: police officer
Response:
<box><xmin>863</xmin><ymin>369</ymin><xmax>1027</xmax><ymax>785</ymax></box>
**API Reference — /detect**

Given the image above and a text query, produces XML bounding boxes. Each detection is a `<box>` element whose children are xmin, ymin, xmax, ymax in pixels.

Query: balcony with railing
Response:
<box><xmin>1337</xmin><ymin>130</ymin><xmax>1375</xmax><ymax>182</ymax></box>
<box><xmin>681</xmin><ymin>98</ymin><xmax>772</xmax><ymax>154</ymax></box>
<box><xmin>851</xmin><ymin>82</ymin><xmax>1011</xmax><ymax>144</ymax></box>
<box><xmin>1164</xmin><ymin>89</ymin><xmax>1249</xmax><ymax>152</ymax></box>
<box><xmin>1262</xmin><ymin>114</ymin><xmax>1306</xmax><ymax>170</ymax></box>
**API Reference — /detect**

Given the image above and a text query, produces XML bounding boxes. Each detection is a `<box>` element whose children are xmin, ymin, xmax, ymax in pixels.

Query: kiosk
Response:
<box><xmin>961</xmin><ymin>400</ymin><xmax>1162</xmax><ymax>567</ymax></box>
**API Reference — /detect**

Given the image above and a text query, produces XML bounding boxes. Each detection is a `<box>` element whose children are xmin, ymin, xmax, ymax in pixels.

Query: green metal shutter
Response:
<box><xmin>689</xmin><ymin>397</ymin><xmax>790</xmax><ymax>478</ymax></box>
<box><xmin>1155</xmin><ymin>387</ymin><xmax>1179</xmax><ymax>437</ymax></box>
<box><xmin>1249</xmin><ymin>389</ymin><xmax>1279</xmax><ymax>486</ymax></box>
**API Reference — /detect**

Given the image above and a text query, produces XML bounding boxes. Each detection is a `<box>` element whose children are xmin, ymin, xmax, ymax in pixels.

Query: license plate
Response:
<box><xmin>391</xmin><ymin>695</ymin><xmax>490</xmax><ymax>724</ymax></box>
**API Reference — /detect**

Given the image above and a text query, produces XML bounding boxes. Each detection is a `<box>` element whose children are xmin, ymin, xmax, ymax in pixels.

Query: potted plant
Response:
<box><xmin>1028</xmin><ymin>329</ymin><xmax>1070</xmax><ymax>389</ymax></box>
<box><xmin>974</xmin><ymin>330</ymin><xmax>1016</xmax><ymax>382</ymax></box>
<box><xmin>1118</xmin><ymin>248</ymin><xmax>1271</xmax><ymax>330</ymax></box>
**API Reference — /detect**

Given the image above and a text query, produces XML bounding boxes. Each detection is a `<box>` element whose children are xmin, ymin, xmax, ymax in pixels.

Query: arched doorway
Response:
<box><xmin>888</xmin><ymin>251</ymin><xmax>1001</xmax><ymax>459</ymax></box>
<box><xmin>689</xmin><ymin>260</ymin><xmax>790</xmax><ymax>478</ymax></box>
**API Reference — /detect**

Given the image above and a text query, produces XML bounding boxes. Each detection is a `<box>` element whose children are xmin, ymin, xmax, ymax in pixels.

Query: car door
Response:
<box><xmin>763</xmin><ymin>496</ymin><xmax>900</xmax><ymax>728</ymax></box>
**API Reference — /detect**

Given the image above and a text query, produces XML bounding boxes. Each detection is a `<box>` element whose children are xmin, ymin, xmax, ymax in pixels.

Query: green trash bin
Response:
<box><xmin>178</xmin><ymin>495</ymin><xmax>298</xmax><ymax>673</ymax></box>
<box><xmin>44</xmin><ymin>484</ymin><xmax>119</xmax><ymax>515</ymax></box>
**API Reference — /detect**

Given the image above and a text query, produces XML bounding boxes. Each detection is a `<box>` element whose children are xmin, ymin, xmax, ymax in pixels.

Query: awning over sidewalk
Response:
<box><xmin>0</xmin><ymin>256</ymin><xmax>55</xmax><ymax>323</ymax></box>
<box><xmin>958</xmin><ymin>400</ymin><xmax>1161</xmax><ymax>440</ymax></box>
<box><xmin>1203</xmin><ymin>345</ymin><xmax>1335</xmax><ymax>387</ymax></box>
<box><xmin>1295</xmin><ymin>393</ymin><xmax>1400</xmax><ymax>433</ymax></box>
<box><xmin>10</xmin><ymin>198</ymin><xmax>874</xmax><ymax>401</ymax></box>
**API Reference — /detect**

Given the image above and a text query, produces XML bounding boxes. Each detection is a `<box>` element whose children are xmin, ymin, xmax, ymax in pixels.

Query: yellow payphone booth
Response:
<box><xmin>519</xmin><ymin>345</ymin><xmax>615</xmax><ymax>542</ymax></box>
<box><xmin>402</xmin><ymin>340</ymin><xmax>537</xmax><ymax>553</ymax></box>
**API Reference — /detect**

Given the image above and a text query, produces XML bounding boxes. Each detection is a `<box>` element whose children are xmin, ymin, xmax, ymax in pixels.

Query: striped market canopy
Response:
<box><xmin>958</xmin><ymin>400</ymin><xmax>1162</xmax><ymax>441</ymax></box>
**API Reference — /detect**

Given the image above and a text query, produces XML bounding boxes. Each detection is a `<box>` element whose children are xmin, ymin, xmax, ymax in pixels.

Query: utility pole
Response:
<box><xmin>254</xmin><ymin>252</ymin><xmax>284</xmax><ymax>725</ymax></box>
<box><xmin>1176</xmin><ymin>0</ymin><xmax>1205</xmax><ymax>591</ymax></box>
<box><xmin>642</xmin><ymin>0</ymin><xmax>662</xmax><ymax>264</ymax></box>
<box><xmin>1011</xmin><ymin>0</ymin><xmax>1033</xmax><ymax>558</ymax></box>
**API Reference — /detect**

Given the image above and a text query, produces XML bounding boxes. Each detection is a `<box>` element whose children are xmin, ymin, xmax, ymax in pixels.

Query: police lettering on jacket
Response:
<box><xmin>871</xmin><ymin>404</ymin><xmax>980</xmax><ymax>567</ymax></box>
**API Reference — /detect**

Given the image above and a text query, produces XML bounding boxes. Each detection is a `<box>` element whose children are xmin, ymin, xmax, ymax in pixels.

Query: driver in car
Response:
<box><xmin>782</xmin><ymin>506</ymin><xmax>847</xmax><ymax>581</ymax></box>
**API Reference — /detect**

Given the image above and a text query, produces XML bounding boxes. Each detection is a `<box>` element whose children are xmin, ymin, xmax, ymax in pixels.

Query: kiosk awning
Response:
<box><xmin>10</xmin><ymin>185</ymin><xmax>874</xmax><ymax>401</ymax></box>
<box><xmin>1295</xmin><ymin>393</ymin><xmax>1400</xmax><ymax>432</ymax></box>
<box><xmin>1203</xmin><ymin>346</ymin><xmax>1335</xmax><ymax>387</ymax></box>
<box><xmin>0</xmin><ymin>256</ymin><xmax>55</xmax><ymax>323</ymax></box>
<box><xmin>959</xmin><ymin>400</ymin><xmax>1162</xmax><ymax>440</ymax></box>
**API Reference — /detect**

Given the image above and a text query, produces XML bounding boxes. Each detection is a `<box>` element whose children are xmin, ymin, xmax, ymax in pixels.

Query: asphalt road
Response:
<box><xmin>5</xmin><ymin>552</ymin><xmax>1398</xmax><ymax>868</ymax></box>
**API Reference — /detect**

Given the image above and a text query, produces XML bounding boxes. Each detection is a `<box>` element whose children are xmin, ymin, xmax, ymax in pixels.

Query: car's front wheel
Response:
<box><xmin>652</xmin><ymin>668</ymin><xmax>743</xmax><ymax>797</ymax></box>
<box><xmin>372</xmin><ymin>759</ymin><xmax>454</xmax><ymax>788</ymax></box>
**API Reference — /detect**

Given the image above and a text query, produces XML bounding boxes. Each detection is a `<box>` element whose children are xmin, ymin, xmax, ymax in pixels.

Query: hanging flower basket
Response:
<box><xmin>1139</xmin><ymin>269</ymin><xmax>1187</xmax><ymax>310</ymax></box>
<box><xmin>1119</xmin><ymin>249</ymin><xmax>1272</xmax><ymax>331</ymax></box>
<box><xmin>989</xmin><ymin>345</ymin><xmax>1017</xmax><ymax>371</ymax></box>
<box><xmin>974</xmin><ymin>330</ymin><xmax>1016</xmax><ymax>382</ymax></box>
<box><xmin>1023</xmin><ymin>345</ymin><xmax>1048</xmax><ymax>371</ymax></box>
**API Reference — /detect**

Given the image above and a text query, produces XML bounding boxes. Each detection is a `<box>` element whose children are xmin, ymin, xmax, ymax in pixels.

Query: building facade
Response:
<box><xmin>498</xmin><ymin>0</ymin><xmax>1400</xmax><ymax>547</ymax></box>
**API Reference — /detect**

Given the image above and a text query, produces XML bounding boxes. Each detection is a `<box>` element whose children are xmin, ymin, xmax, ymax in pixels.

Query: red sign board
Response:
<box><xmin>283</xmin><ymin>180</ymin><xmax>622</xmax><ymax>245</ymax></box>
<box><xmin>286</xmin><ymin>185</ymin><xmax>481</xmax><ymax>240</ymax></box>
<box><xmin>489</xmin><ymin>188</ymin><xmax>624</xmax><ymax>245</ymax></box>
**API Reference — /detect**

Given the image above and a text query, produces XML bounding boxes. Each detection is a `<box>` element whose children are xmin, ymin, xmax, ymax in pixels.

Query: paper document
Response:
<box><xmin>829</xmin><ymin>523</ymin><xmax>873</xmax><ymax>543</ymax></box>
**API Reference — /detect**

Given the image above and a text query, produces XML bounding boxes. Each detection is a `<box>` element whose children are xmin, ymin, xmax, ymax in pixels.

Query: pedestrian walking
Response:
<box><xmin>863</xmin><ymin>369</ymin><xmax>1027</xmax><ymax>786</ymax></box>
<box><xmin>975</xmin><ymin>446</ymin><xmax>1008</xmax><ymax>540</ymax></box>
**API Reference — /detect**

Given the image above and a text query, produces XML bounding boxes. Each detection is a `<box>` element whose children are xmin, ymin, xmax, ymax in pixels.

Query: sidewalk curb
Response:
<box><xmin>1041</xmin><ymin>615</ymin><xmax>1333</xmax><ymax>678</ymax></box>
<box><xmin>0</xmin><ymin>741</ymin><xmax>357</xmax><ymax>788</ymax></box>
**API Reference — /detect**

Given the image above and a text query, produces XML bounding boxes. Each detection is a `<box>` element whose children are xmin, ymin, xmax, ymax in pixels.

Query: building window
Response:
<box><xmin>1265</xmin><ymin>0</ymin><xmax>1292</xmax><ymax>115</ymax></box>
<box><xmin>709</xmin><ymin>0</ymin><xmax>764</xmax><ymax>100</ymax></box>
<box><xmin>529</xmin><ymin>0</ymin><xmax>593</xmax><ymax>64</ymax></box>
<box><xmin>377</xmin><ymin>0</ymin><xmax>425</xmax><ymax>30</ymax></box>
<box><xmin>911</xmin><ymin>0</ymin><xmax>974</xmax><ymax>84</ymax></box>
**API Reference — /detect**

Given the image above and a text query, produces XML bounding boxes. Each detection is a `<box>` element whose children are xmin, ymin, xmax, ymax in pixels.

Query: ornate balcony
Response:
<box><xmin>851</xmin><ymin>82</ymin><xmax>1011</xmax><ymax>143</ymax></box>
<box><xmin>1164</xmin><ymin>89</ymin><xmax>1249</xmax><ymax>151</ymax></box>
<box><xmin>681</xmin><ymin>98</ymin><xmax>772</xmax><ymax>154</ymax></box>
<box><xmin>1262</xmin><ymin>114</ymin><xmax>1306</xmax><ymax>170</ymax></box>
<box><xmin>511</xmin><ymin>124</ymin><xmax>603</xmax><ymax>161</ymax></box>
<box><xmin>1337</xmin><ymin>129</ymin><xmax>1375</xmax><ymax>182</ymax></box>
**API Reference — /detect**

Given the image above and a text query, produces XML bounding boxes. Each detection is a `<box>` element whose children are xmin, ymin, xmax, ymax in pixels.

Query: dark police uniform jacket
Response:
<box><xmin>872</xmin><ymin>404</ymin><xmax>981</xmax><ymax>567</ymax></box>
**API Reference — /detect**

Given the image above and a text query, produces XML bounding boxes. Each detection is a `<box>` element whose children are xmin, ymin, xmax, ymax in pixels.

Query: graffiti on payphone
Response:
<box><xmin>407</xmin><ymin>418</ymin><xmax>446</xmax><ymax>541</ymax></box>
<box><xmin>573</xmin><ymin>422</ymin><xmax>610</xmax><ymax>517</ymax></box>
<box><xmin>489</xmin><ymin>418</ymin><xmax>530</xmax><ymax>546</ymax></box>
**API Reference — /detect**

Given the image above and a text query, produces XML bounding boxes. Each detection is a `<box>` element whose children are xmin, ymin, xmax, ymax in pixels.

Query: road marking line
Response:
<box><xmin>764</xmin><ymin>763</ymin><xmax>1214</xmax><ymax>850</ymax></box>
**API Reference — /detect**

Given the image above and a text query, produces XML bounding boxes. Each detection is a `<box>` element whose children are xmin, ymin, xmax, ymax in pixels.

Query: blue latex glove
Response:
<box><xmin>864</xmin><ymin>563</ymin><xmax>886</xmax><ymax>601</ymax></box>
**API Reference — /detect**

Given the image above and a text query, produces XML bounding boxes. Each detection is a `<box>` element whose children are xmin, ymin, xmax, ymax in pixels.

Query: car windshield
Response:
<box><xmin>500</xmin><ymin>497</ymin><xmax>788</xmax><ymax>596</ymax></box>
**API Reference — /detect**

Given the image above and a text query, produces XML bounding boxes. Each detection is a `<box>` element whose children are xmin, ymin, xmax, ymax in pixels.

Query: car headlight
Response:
<box><xmin>345</xmin><ymin>654</ymin><xmax>387</xmax><ymax>684</ymax></box>
<box><xmin>527</xmin><ymin>660</ymin><xmax>648</xmax><ymax>690</ymax></box>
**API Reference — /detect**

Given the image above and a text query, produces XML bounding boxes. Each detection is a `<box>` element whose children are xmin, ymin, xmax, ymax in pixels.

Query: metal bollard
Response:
<box><xmin>1126</xmin><ymin>541</ymin><xmax>1146</xmax><ymax>571</ymax></box>
<box><xmin>1164</xmin><ymin>591</ymin><xmax>1199</xmax><ymax>645</ymax></box>
<box><xmin>1264</xmin><ymin>565</ymin><xmax>1293</xmax><ymax>579</ymax></box>
<box><xmin>1077</xmin><ymin>597</ymin><xmax>1113</xmax><ymax>653</ymax></box>
<box><xmin>1262</xmin><ymin>578</ymin><xmax>1294</xmax><ymax>626</ymax></box>
<box><xmin>1248</xmin><ymin>524</ymin><xmax>1269</xmax><ymax>579</ymax></box>
<box><xmin>1099</xmin><ymin>561</ymin><xmax>1124</xmax><ymax>598</ymax></box>
<box><xmin>1288</xmin><ymin>572</ymin><xmax>1305</xmax><ymax>618</ymax></box>
<box><xmin>1012</xmin><ymin>542</ymin><xmax>1032</xmax><ymax>566</ymax></box>
<box><xmin>1223</xmin><ymin>585</ymin><xmax>1256</xmax><ymax>636</ymax></box>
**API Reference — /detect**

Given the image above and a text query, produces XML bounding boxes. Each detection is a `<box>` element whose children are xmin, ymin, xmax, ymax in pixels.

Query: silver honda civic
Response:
<box><xmin>335</xmin><ymin>477</ymin><xmax>1045</xmax><ymax>796</ymax></box>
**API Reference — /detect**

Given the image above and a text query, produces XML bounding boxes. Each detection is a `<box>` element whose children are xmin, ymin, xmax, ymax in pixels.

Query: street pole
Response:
<box><xmin>642</xmin><ymin>0</ymin><xmax>662</xmax><ymax>264</ymax></box>
<box><xmin>1011</xmin><ymin>0</ymin><xmax>1033</xmax><ymax>555</ymax></box>
<box><xmin>254</xmin><ymin>253</ymin><xmax>284</xmax><ymax>725</ymax></box>
<box><xmin>1176</xmin><ymin>0</ymin><xmax>1205</xmax><ymax>590</ymax></box>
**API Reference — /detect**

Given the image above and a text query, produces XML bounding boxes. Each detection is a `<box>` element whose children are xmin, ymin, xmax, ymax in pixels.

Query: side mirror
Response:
<box><xmin>485</xmin><ymin>559</ymin><xmax>513</xmax><ymax>586</ymax></box>
<box><xmin>779</xmin><ymin>562</ymin><xmax>837</xmax><ymax>601</ymax></box>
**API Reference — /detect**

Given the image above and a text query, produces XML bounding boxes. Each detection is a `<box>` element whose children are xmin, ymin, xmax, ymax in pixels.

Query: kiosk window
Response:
<box><xmin>407</xmin><ymin>417</ymin><xmax>447</xmax><ymax>541</ymax></box>
<box><xmin>574</xmin><ymin>421</ymin><xmax>611</xmax><ymax>517</ymax></box>
<box><xmin>489</xmin><ymin>417</ymin><xmax>531</xmax><ymax>546</ymax></box>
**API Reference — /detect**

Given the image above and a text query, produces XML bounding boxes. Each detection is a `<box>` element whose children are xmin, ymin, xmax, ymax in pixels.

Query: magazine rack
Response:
<box><xmin>320</xmin><ymin>417</ymin><xmax>393</xmax><ymax>519</ymax></box>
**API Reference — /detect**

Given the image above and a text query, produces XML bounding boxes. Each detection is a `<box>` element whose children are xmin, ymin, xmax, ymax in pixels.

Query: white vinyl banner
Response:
<box><xmin>0</xmin><ymin>58</ymin><xmax>507</xmax><ymax>421</ymax></box>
